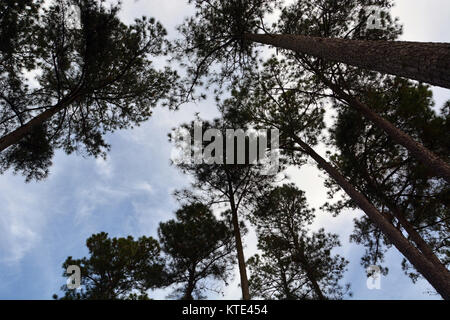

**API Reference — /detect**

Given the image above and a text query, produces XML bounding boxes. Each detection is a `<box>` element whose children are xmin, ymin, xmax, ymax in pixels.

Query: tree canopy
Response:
<box><xmin>54</xmin><ymin>232</ymin><xmax>166</xmax><ymax>300</ymax></box>
<box><xmin>5</xmin><ymin>0</ymin><xmax>448</xmax><ymax>301</ymax></box>
<box><xmin>248</xmin><ymin>184</ymin><xmax>350</xmax><ymax>300</ymax></box>
<box><xmin>325</xmin><ymin>78</ymin><xmax>450</xmax><ymax>280</ymax></box>
<box><xmin>0</xmin><ymin>0</ymin><xmax>177</xmax><ymax>181</ymax></box>
<box><xmin>158</xmin><ymin>203</ymin><xmax>235</xmax><ymax>300</ymax></box>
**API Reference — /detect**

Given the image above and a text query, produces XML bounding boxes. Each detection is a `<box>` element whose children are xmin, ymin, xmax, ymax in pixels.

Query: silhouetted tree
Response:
<box><xmin>170</xmin><ymin>116</ymin><xmax>281</xmax><ymax>300</ymax></box>
<box><xmin>54</xmin><ymin>232</ymin><xmax>166</xmax><ymax>300</ymax></box>
<box><xmin>220</xmin><ymin>59</ymin><xmax>450</xmax><ymax>299</ymax></box>
<box><xmin>158</xmin><ymin>203</ymin><xmax>235</xmax><ymax>300</ymax></box>
<box><xmin>175</xmin><ymin>0</ymin><xmax>450</xmax><ymax>183</ymax></box>
<box><xmin>0</xmin><ymin>0</ymin><xmax>177</xmax><ymax>181</ymax></box>
<box><xmin>248</xmin><ymin>184</ymin><xmax>350</xmax><ymax>300</ymax></box>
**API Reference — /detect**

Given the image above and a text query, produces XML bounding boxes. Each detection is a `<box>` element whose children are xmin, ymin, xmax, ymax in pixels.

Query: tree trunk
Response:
<box><xmin>242</xmin><ymin>33</ymin><xmax>450</xmax><ymax>183</ymax></box>
<box><xmin>182</xmin><ymin>271</ymin><xmax>196</xmax><ymax>300</ymax></box>
<box><xmin>321</xmin><ymin>76</ymin><xmax>450</xmax><ymax>184</ymax></box>
<box><xmin>386</xmin><ymin>203</ymin><xmax>450</xmax><ymax>275</ymax></box>
<box><xmin>285</xmin><ymin>215</ymin><xmax>326</xmax><ymax>299</ymax></box>
<box><xmin>290</xmin><ymin>136</ymin><xmax>450</xmax><ymax>300</ymax></box>
<box><xmin>277</xmin><ymin>259</ymin><xmax>294</xmax><ymax>300</ymax></box>
<box><xmin>358</xmin><ymin>165</ymin><xmax>448</xmax><ymax>273</ymax></box>
<box><xmin>0</xmin><ymin>92</ymin><xmax>81</xmax><ymax>152</ymax></box>
<box><xmin>292</xmin><ymin>237</ymin><xmax>326</xmax><ymax>300</ymax></box>
<box><xmin>230</xmin><ymin>206</ymin><xmax>250</xmax><ymax>300</ymax></box>
<box><xmin>227</xmin><ymin>178</ymin><xmax>250</xmax><ymax>300</ymax></box>
<box><xmin>243</xmin><ymin>34</ymin><xmax>450</xmax><ymax>89</ymax></box>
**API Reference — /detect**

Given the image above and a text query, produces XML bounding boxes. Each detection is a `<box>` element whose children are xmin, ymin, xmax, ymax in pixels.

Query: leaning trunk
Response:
<box><xmin>320</xmin><ymin>76</ymin><xmax>450</xmax><ymax>184</ymax></box>
<box><xmin>243</xmin><ymin>34</ymin><xmax>450</xmax><ymax>89</ymax></box>
<box><xmin>0</xmin><ymin>92</ymin><xmax>81</xmax><ymax>152</ymax></box>
<box><xmin>230</xmin><ymin>204</ymin><xmax>250</xmax><ymax>300</ymax></box>
<box><xmin>291</xmin><ymin>136</ymin><xmax>450</xmax><ymax>300</ymax></box>
<box><xmin>242</xmin><ymin>33</ymin><xmax>450</xmax><ymax>183</ymax></box>
<box><xmin>358</xmin><ymin>165</ymin><xmax>448</xmax><ymax>273</ymax></box>
<box><xmin>227</xmin><ymin>176</ymin><xmax>250</xmax><ymax>300</ymax></box>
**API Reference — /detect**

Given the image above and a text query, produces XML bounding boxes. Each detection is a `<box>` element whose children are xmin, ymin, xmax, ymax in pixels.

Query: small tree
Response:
<box><xmin>54</xmin><ymin>232</ymin><xmax>166</xmax><ymax>300</ymax></box>
<box><xmin>248</xmin><ymin>184</ymin><xmax>350</xmax><ymax>300</ymax></box>
<box><xmin>158</xmin><ymin>203</ymin><xmax>235</xmax><ymax>300</ymax></box>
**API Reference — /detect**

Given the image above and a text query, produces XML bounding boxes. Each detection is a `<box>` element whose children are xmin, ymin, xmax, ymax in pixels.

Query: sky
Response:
<box><xmin>0</xmin><ymin>0</ymin><xmax>449</xmax><ymax>300</ymax></box>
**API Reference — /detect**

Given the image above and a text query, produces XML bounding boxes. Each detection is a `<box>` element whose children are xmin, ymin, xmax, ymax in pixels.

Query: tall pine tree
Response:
<box><xmin>220</xmin><ymin>58</ymin><xmax>450</xmax><ymax>299</ymax></box>
<box><xmin>325</xmin><ymin>78</ymin><xmax>449</xmax><ymax>283</ymax></box>
<box><xmin>175</xmin><ymin>0</ymin><xmax>450</xmax><ymax>183</ymax></box>
<box><xmin>248</xmin><ymin>184</ymin><xmax>351</xmax><ymax>300</ymax></box>
<box><xmin>170</xmin><ymin>116</ymin><xmax>281</xmax><ymax>300</ymax></box>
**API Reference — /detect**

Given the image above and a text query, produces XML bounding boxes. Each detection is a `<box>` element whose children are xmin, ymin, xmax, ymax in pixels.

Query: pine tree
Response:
<box><xmin>54</xmin><ymin>232</ymin><xmax>166</xmax><ymax>300</ymax></box>
<box><xmin>248</xmin><ymin>184</ymin><xmax>351</xmax><ymax>300</ymax></box>
<box><xmin>325</xmin><ymin>78</ymin><xmax>449</xmax><ymax>283</ymax></box>
<box><xmin>220</xmin><ymin>59</ymin><xmax>450</xmax><ymax>299</ymax></box>
<box><xmin>0</xmin><ymin>0</ymin><xmax>177</xmax><ymax>181</ymax></box>
<box><xmin>170</xmin><ymin>116</ymin><xmax>280</xmax><ymax>300</ymax></box>
<box><xmin>158</xmin><ymin>203</ymin><xmax>235</xmax><ymax>300</ymax></box>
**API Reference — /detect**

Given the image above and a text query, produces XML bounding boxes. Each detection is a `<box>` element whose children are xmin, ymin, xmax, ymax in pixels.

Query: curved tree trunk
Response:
<box><xmin>290</xmin><ymin>136</ymin><xmax>450</xmax><ymax>300</ymax></box>
<box><xmin>243</xmin><ymin>34</ymin><xmax>450</xmax><ymax>89</ymax></box>
<box><xmin>242</xmin><ymin>33</ymin><xmax>450</xmax><ymax>183</ymax></box>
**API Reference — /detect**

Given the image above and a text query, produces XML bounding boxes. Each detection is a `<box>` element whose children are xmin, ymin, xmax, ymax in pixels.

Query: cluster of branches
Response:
<box><xmin>165</xmin><ymin>110</ymin><xmax>352</xmax><ymax>300</ymax></box>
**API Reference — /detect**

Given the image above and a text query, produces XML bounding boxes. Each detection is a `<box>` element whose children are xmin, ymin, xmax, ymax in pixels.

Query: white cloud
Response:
<box><xmin>95</xmin><ymin>157</ymin><xmax>113</xmax><ymax>178</ymax></box>
<box><xmin>134</xmin><ymin>182</ymin><xmax>154</xmax><ymax>195</ymax></box>
<box><xmin>0</xmin><ymin>181</ymin><xmax>46</xmax><ymax>264</ymax></box>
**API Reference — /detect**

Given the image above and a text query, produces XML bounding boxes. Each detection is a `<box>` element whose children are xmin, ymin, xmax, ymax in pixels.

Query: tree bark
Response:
<box><xmin>242</xmin><ymin>32</ymin><xmax>450</xmax><ymax>298</ymax></box>
<box><xmin>182</xmin><ymin>270</ymin><xmax>196</xmax><ymax>300</ymax></box>
<box><xmin>227</xmin><ymin>177</ymin><xmax>250</xmax><ymax>300</ymax></box>
<box><xmin>290</xmin><ymin>136</ymin><xmax>450</xmax><ymax>300</ymax></box>
<box><xmin>0</xmin><ymin>92</ymin><xmax>81</xmax><ymax>152</ymax></box>
<box><xmin>321</xmin><ymin>76</ymin><xmax>450</xmax><ymax>184</ymax></box>
<box><xmin>358</xmin><ymin>166</ymin><xmax>448</xmax><ymax>273</ymax></box>
<box><xmin>243</xmin><ymin>34</ymin><xmax>450</xmax><ymax>89</ymax></box>
<box><xmin>242</xmin><ymin>33</ymin><xmax>450</xmax><ymax>183</ymax></box>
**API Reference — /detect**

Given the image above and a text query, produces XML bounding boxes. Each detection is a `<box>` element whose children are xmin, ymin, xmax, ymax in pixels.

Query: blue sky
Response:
<box><xmin>0</xmin><ymin>0</ymin><xmax>449</xmax><ymax>300</ymax></box>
